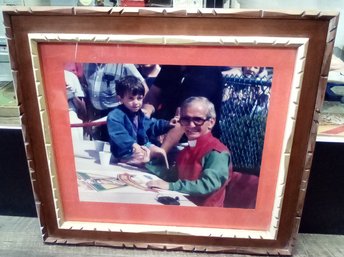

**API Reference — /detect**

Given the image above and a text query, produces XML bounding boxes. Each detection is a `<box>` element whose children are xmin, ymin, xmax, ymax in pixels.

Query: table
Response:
<box><xmin>72</xmin><ymin>139</ymin><xmax>195</xmax><ymax>207</ymax></box>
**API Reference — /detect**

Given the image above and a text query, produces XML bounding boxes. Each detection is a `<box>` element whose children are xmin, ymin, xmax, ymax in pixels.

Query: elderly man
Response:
<box><xmin>146</xmin><ymin>96</ymin><xmax>232</xmax><ymax>207</ymax></box>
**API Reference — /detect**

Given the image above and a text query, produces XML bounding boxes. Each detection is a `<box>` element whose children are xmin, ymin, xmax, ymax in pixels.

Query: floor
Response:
<box><xmin>1</xmin><ymin>215</ymin><xmax>344</xmax><ymax>257</ymax></box>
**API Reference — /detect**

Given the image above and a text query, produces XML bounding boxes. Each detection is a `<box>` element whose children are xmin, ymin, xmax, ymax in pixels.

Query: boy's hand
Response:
<box><xmin>132</xmin><ymin>143</ymin><xmax>142</xmax><ymax>154</ymax></box>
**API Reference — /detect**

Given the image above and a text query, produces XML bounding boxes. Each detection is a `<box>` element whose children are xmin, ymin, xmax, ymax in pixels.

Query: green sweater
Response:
<box><xmin>146</xmin><ymin>151</ymin><xmax>230</xmax><ymax>195</ymax></box>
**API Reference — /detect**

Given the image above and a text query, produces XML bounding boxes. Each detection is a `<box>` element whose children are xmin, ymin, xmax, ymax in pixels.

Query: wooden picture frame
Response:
<box><xmin>3</xmin><ymin>6</ymin><xmax>338</xmax><ymax>255</ymax></box>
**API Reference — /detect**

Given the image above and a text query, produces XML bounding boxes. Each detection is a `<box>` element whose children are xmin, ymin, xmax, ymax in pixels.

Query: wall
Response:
<box><xmin>238</xmin><ymin>0</ymin><xmax>344</xmax><ymax>53</ymax></box>
<box><xmin>1</xmin><ymin>0</ymin><xmax>343</xmax><ymax>50</ymax></box>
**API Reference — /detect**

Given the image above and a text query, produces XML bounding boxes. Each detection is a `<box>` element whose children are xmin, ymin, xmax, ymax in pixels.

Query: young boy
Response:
<box><xmin>146</xmin><ymin>96</ymin><xmax>232</xmax><ymax>207</ymax></box>
<box><xmin>107</xmin><ymin>75</ymin><xmax>175</xmax><ymax>166</ymax></box>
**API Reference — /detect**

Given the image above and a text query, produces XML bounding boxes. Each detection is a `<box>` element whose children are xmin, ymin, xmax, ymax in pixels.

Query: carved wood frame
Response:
<box><xmin>3</xmin><ymin>6</ymin><xmax>339</xmax><ymax>255</ymax></box>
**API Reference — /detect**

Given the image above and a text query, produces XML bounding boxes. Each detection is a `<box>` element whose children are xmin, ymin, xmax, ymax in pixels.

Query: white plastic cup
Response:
<box><xmin>103</xmin><ymin>142</ymin><xmax>111</xmax><ymax>152</ymax></box>
<box><xmin>94</xmin><ymin>140</ymin><xmax>105</xmax><ymax>152</ymax></box>
<box><xmin>99</xmin><ymin>151</ymin><xmax>112</xmax><ymax>166</ymax></box>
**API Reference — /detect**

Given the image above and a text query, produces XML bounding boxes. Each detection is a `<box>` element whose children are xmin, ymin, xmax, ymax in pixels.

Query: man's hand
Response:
<box><xmin>169</xmin><ymin>115</ymin><xmax>180</xmax><ymax>126</ymax></box>
<box><xmin>127</xmin><ymin>144</ymin><xmax>150</xmax><ymax>165</ymax></box>
<box><xmin>169</xmin><ymin>107</ymin><xmax>181</xmax><ymax>126</ymax></box>
<box><xmin>149</xmin><ymin>145</ymin><xmax>169</xmax><ymax>169</ymax></box>
<box><xmin>146</xmin><ymin>180</ymin><xmax>169</xmax><ymax>190</ymax></box>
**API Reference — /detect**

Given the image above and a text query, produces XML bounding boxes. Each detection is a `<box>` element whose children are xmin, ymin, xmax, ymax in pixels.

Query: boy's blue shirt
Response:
<box><xmin>107</xmin><ymin>104</ymin><xmax>171</xmax><ymax>159</ymax></box>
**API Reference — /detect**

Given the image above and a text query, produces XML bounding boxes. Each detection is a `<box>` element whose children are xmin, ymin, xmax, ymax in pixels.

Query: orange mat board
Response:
<box><xmin>37</xmin><ymin>42</ymin><xmax>297</xmax><ymax>232</ymax></box>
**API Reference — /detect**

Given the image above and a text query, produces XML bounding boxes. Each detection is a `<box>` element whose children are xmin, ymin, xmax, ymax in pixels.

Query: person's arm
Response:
<box><xmin>72</xmin><ymin>97</ymin><xmax>87</xmax><ymax>121</ymax></box>
<box><xmin>169</xmin><ymin>151</ymin><xmax>230</xmax><ymax>195</ymax></box>
<box><xmin>65</xmin><ymin>70</ymin><xmax>88</xmax><ymax>120</ymax></box>
<box><xmin>145</xmin><ymin>162</ymin><xmax>178</xmax><ymax>182</ymax></box>
<box><xmin>146</xmin><ymin>116</ymin><xmax>173</xmax><ymax>137</ymax></box>
<box><xmin>142</xmin><ymin>85</ymin><xmax>162</xmax><ymax>118</ymax></box>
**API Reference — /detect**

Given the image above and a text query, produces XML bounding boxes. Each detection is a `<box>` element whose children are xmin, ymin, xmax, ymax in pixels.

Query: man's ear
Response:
<box><xmin>208</xmin><ymin>118</ymin><xmax>216</xmax><ymax>130</ymax></box>
<box><xmin>116</xmin><ymin>95</ymin><xmax>122</xmax><ymax>102</ymax></box>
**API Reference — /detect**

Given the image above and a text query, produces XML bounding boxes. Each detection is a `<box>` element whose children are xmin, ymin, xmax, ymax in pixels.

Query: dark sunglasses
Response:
<box><xmin>179</xmin><ymin>116</ymin><xmax>210</xmax><ymax>126</ymax></box>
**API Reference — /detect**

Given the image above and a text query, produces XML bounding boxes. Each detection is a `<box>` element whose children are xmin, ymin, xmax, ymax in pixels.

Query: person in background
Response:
<box><xmin>64</xmin><ymin>70</ymin><xmax>87</xmax><ymax>121</ymax></box>
<box><xmin>64</xmin><ymin>69</ymin><xmax>87</xmax><ymax>142</ymax></box>
<box><xmin>146</xmin><ymin>97</ymin><xmax>232</xmax><ymax>207</ymax></box>
<box><xmin>107</xmin><ymin>76</ymin><xmax>176</xmax><ymax>167</ymax></box>
<box><xmin>142</xmin><ymin>65</ymin><xmax>224</xmax><ymax>154</ymax></box>
<box><xmin>143</xmin><ymin>65</ymin><xmax>223</xmax><ymax>124</ymax></box>
<box><xmin>136</xmin><ymin>64</ymin><xmax>161</xmax><ymax>89</ymax></box>
<box><xmin>64</xmin><ymin>62</ymin><xmax>84</xmax><ymax>80</ymax></box>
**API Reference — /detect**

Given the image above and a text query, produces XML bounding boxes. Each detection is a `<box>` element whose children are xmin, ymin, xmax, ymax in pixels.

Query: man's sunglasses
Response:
<box><xmin>179</xmin><ymin>116</ymin><xmax>210</xmax><ymax>126</ymax></box>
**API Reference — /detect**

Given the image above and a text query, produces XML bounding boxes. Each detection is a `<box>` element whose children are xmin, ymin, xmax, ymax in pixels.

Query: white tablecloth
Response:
<box><xmin>72</xmin><ymin>139</ymin><xmax>195</xmax><ymax>206</ymax></box>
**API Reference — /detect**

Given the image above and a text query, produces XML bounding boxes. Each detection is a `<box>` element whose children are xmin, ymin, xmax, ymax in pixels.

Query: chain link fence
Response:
<box><xmin>219</xmin><ymin>74</ymin><xmax>272</xmax><ymax>175</ymax></box>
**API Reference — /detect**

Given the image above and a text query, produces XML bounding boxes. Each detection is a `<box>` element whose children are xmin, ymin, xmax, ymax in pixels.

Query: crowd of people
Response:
<box><xmin>64</xmin><ymin>63</ymin><xmax>270</xmax><ymax>207</ymax></box>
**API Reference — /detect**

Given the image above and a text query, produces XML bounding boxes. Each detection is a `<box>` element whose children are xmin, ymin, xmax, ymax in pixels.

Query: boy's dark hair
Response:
<box><xmin>115</xmin><ymin>75</ymin><xmax>145</xmax><ymax>98</ymax></box>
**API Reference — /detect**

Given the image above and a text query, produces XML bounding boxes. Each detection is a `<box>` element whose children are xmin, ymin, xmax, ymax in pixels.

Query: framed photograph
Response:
<box><xmin>3</xmin><ymin>6</ymin><xmax>338</xmax><ymax>255</ymax></box>
<box><xmin>317</xmin><ymin>55</ymin><xmax>344</xmax><ymax>143</ymax></box>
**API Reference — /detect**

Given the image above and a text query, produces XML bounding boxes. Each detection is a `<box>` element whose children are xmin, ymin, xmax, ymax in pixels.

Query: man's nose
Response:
<box><xmin>188</xmin><ymin>121</ymin><xmax>196</xmax><ymax>127</ymax></box>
